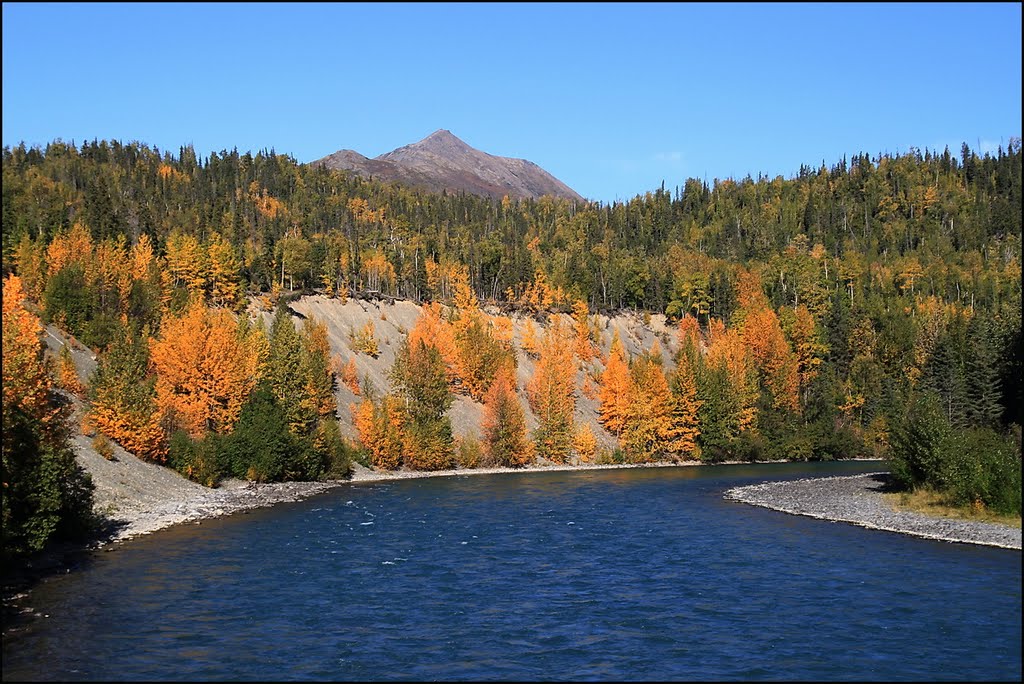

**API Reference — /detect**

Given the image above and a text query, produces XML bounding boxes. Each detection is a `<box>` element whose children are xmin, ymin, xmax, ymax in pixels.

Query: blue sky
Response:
<box><xmin>3</xmin><ymin>2</ymin><xmax>1021</xmax><ymax>203</ymax></box>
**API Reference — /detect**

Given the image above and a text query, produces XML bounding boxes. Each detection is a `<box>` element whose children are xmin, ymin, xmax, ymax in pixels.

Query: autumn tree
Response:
<box><xmin>2</xmin><ymin>275</ymin><xmax>94</xmax><ymax>556</ymax></box>
<box><xmin>207</xmin><ymin>232</ymin><xmax>244</xmax><ymax>311</ymax></box>
<box><xmin>89</xmin><ymin>328</ymin><xmax>167</xmax><ymax>461</ymax></box>
<box><xmin>573</xmin><ymin>423</ymin><xmax>598</xmax><ymax>463</ymax></box>
<box><xmin>452</xmin><ymin>311</ymin><xmax>516</xmax><ymax>401</ymax></box>
<box><xmin>391</xmin><ymin>338</ymin><xmax>454</xmax><ymax>470</ymax></box>
<box><xmin>622</xmin><ymin>354</ymin><xmax>679</xmax><ymax>462</ymax></box>
<box><xmin>520</xmin><ymin>317</ymin><xmax>541</xmax><ymax>358</ymax></box>
<box><xmin>527</xmin><ymin>319</ymin><xmax>576</xmax><ymax>463</ymax></box>
<box><xmin>150</xmin><ymin>300</ymin><xmax>265</xmax><ymax>438</ymax></box>
<box><xmin>598</xmin><ymin>329</ymin><xmax>632</xmax><ymax>438</ymax></box>
<box><xmin>56</xmin><ymin>344</ymin><xmax>85</xmax><ymax>398</ymax></box>
<box><xmin>266</xmin><ymin>305</ymin><xmax>318</xmax><ymax>436</ymax></box>
<box><xmin>481</xmin><ymin>366</ymin><xmax>532</xmax><ymax>468</ymax></box>
<box><xmin>572</xmin><ymin>299</ymin><xmax>597</xmax><ymax>362</ymax></box>
<box><xmin>667</xmin><ymin>352</ymin><xmax>702</xmax><ymax>460</ymax></box>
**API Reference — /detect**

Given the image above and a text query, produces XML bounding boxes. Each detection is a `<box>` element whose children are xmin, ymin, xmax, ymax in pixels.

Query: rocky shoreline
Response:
<box><xmin>725</xmin><ymin>472</ymin><xmax>1022</xmax><ymax>550</ymax></box>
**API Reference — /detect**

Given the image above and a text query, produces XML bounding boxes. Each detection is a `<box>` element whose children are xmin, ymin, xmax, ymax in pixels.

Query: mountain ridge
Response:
<box><xmin>313</xmin><ymin>129</ymin><xmax>583</xmax><ymax>202</ymax></box>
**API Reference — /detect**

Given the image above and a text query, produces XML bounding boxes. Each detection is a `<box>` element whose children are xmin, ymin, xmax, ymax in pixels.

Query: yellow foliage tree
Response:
<box><xmin>521</xmin><ymin>318</ymin><xmax>541</xmax><ymax>358</ymax></box>
<box><xmin>351</xmin><ymin>395</ymin><xmax>404</xmax><ymax>470</ymax></box>
<box><xmin>56</xmin><ymin>345</ymin><xmax>85</xmax><ymax>398</ymax></box>
<box><xmin>622</xmin><ymin>355</ymin><xmax>679</xmax><ymax>462</ymax></box>
<box><xmin>573</xmin><ymin>423</ymin><xmax>598</xmax><ymax>463</ymax></box>
<box><xmin>3</xmin><ymin>276</ymin><xmax>60</xmax><ymax>433</ymax></box>
<box><xmin>481</xmin><ymin>366</ymin><xmax>532</xmax><ymax>468</ymax></box>
<box><xmin>527</xmin><ymin>319</ymin><xmax>576</xmax><ymax>463</ymax></box>
<box><xmin>572</xmin><ymin>299</ymin><xmax>596</xmax><ymax>362</ymax></box>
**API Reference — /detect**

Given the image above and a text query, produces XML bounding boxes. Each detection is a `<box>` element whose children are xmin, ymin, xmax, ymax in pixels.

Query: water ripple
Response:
<box><xmin>3</xmin><ymin>461</ymin><xmax>1020</xmax><ymax>681</ymax></box>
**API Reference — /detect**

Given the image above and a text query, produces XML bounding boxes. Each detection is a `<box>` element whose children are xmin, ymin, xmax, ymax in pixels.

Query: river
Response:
<box><xmin>2</xmin><ymin>460</ymin><xmax>1020</xmax><ymax>681</ymax></box>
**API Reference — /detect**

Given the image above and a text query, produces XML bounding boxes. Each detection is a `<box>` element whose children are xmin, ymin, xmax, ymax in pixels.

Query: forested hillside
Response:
<box><xmin>2</xmin><ymin>137</ymin><xmax>1021</xmax><ymax>556</ymax></box>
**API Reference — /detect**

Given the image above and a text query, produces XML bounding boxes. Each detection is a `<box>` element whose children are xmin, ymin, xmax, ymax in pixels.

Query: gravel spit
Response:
<box><xmin>725</xmin><ymin>473</ymin><xmax>1021</xmax><ymax>550</ymax></box>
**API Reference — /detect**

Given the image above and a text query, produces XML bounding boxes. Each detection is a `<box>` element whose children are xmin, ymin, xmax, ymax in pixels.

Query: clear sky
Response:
<box><xmin>3</xmin><ymin>2</ymin><xmax>1021</xmax><ymax>203</ymax></box>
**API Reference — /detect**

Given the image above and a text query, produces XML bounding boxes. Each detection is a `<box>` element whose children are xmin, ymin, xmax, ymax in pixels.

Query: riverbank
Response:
<box><xmin>725</xmin><ymin>473</ymin><xmax>1022</xmax><ymax>550</ymax></box>
<box><xmin>95</xmin><ymin>459</ymin><xmax>704</xmax><ymax>545</ymax></box>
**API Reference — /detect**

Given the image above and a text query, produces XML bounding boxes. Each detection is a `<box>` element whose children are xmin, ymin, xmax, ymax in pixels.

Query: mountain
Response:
<box><xmin>312</xmin><ymin>129</ymin><xmax>584</xmax><ymax>202</ymax></box>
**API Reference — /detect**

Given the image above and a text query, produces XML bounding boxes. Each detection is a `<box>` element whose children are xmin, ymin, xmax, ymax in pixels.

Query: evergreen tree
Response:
<box><xmin>391</xmin><ymin>339</ymin><xmax>454</xmax><ymax>470</ymax></box>
<box><xmin>965</xmin><ymin>315</ymin><xmax>1003</xmax><ymax>428</ymax></box>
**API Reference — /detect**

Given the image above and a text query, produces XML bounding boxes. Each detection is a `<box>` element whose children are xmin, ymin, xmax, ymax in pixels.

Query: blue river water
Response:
<box><xmin>2</xmin><ymin>460</ymin><xmax>1021</xmax><ymax>681</ymax></box>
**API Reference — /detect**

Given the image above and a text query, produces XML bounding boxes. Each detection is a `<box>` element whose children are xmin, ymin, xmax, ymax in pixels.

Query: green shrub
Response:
<box><xmin>887</xmin><ymin>393</ymin><xmax>951</xmax><ymax>490</ymax></box>
<box><xmin>317</xmin><ymin>419</ymin><xmax>354</xmax><ymax>480</ymax></box>
<box><xmin>888</xmin><ymin>393</ymin><xmax>1021</xmax><ymax>516</ymax></box>
<box><xmin>168</xmin><ymin>431</ymin><xmax>224</xmax><ymax>487</ymax></box>
<box><xmin>733</xmin><ymin>431</ymin><xmax>768</xmax><ymax>462</ymax></box>
<box><xmin>2</xmin><ymin>408</ymin><xmax>95</xmax><ymax>557</ymax></box>
<box><xmin>937</xmin><ymin>428</ymin><xmax>1022</xmax><ymax>516</ymax></box>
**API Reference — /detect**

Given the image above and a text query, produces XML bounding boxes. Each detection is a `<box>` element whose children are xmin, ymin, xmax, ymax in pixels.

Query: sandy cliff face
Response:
<box><xmin>278</xmin><ymin>294</ymin><xmax>679</xmax><ymax>450</ymax></box>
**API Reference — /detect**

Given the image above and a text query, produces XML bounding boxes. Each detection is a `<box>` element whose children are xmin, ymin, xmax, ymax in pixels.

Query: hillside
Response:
<box><xmin>262</xmin><ymin>293</ymin><xmax>674</xmax><ymax>449</ymax></box>
<box><xmin>312</xmin><ymin>129</ymin><xmax>584</xmax><ymax>201</ymax></box>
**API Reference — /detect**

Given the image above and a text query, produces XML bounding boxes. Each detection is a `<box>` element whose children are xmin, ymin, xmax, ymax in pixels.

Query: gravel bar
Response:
<box><xmin>725</xmin><ymin>473</ymin><xmax>1021</xmax><ymax>550</ymax></box>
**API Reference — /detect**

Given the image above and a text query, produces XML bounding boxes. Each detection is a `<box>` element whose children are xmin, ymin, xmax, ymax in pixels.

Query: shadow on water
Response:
<box><xmin>1</xmin><ymin>513</ymin><xmax>132</xmax><ymax>638</ymax></box>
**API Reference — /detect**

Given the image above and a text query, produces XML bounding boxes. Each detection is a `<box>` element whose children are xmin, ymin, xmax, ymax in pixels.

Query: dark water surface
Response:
<box><xmin>2</xmin><ymin>461</ymin><xmax>1021</xmax><ymax>681</ymax></box>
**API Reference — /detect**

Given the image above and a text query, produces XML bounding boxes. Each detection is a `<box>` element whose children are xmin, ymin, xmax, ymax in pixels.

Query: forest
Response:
<box><xmin>2</xmin><ymin>136</ymin><xmax>1021</xmax><ymax>557</ymax></box>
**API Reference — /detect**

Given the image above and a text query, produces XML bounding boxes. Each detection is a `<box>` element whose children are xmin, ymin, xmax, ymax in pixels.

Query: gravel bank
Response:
<box><xmin>725</xmin><ymin>473</ymin><xmax>1021</xmax><ymax>550</ymax></box>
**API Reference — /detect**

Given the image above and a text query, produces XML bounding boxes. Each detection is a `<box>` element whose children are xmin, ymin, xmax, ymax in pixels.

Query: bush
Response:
<box><xmin>811</xmin><ymin>424</ymin><xmax>861</xmax><ymax>461</ymax></box>
<box><xmin>218</xmin><ymin>388</ymin><xmax>306</xmax><ymax>482</ymax></box>
<box><xmin>732</xmin><ymin>431</ymin><xmax>768</xmax><ymax>462</ymax></box>
<box><xmin>887</xmin><ymin>393</ymin><xmax>951</xmax><ymax>490</ymax></box>
<box><xmin>456</xmin><ymin>436</ymin><xmax>483</xmax><ymax>469</ymax></box>
<box><xmin>168</xmin><ymin>431</ymin><xmax>224</xmax><ymax>487</ymax></box>
<box><xmin>2</xmin><ymin>408</ymin><xmax>96</xmax><ymax>557</ymax></box>
<box><xmin>936</xmin><ymin>428</ymin><xmax>1022</xmax><ymax>516</ymax></box>
<box><xmin>888</xmin><ymin>393</ymin><xmax>1022</xmax><ymax>516</ymax></box>
<box><xmin>316</xmin><ymin>419</ymin><xmax>354</xmax><ymax>480</ymax></box>
<box><xmin>92</xmin><ymin>434</ymin><xmax>116</xmax><ymax>461</ymax></box>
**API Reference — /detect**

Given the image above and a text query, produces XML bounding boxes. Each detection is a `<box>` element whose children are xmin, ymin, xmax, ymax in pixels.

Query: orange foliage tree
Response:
<box><xmin>706</xmin><ymin>320</ymin><xmax>758</xmax><ymax>432</ymax></box>
<box><xmin>520</xmin><ymin>317</ymin><xmax>541</xmax><ymax>358</ymax></box>
<box><xmin>781</xmin><ymin>304</ymin><xmax>828</xmax><ymax>404</ymax></box>
<box><xmin>341</xmin><ymin>356</ymin><xmax>361</xmax><ymax>394</ymax></box>
<box><xmin>481</xmin><ymin>366</ymin><xmax>532</xmax><ymax>468</ymax></box>
<box><xmin>572</xmin><ymin>299</ymin><xmax>597</xmax><ymax>362</ymax></box>
<box><xmin>351</xmin><ymin>395</ymin><xmax>404</xmax><ymax>470</ymax></box>
<box><xmin>740</xmin><ymin>306</ymin><xmax>800</xmax><ymax>413</ymax></box>
<box><xmin>598</xmin><ymin>329</ymin><xmax>632</xmax><ymax>438</ymax></box>
<box><xmin>622</xmin><ymin>354</ymin><xmax>680</xmax><ymax>462</ymax></box>
<box><xmin>3</xmin><ymin>276</ymin><xmax>60</xmax><ymax>433</ymax></box>
<box><xmin>573</xmin><ymin>423</ymin><xmax>598</xmax><ymax>463</ymax></box>
<box><xmin>149</xmin><ymin>301</ymin><xmax>265</xmax><ymax>437</ymax></box>
<box><xmin>3</xmin><ymin>274</ymin><xmax>93</xmax><ymax>554</ymax></box>
<box><xmin>56</xmin><ymin>345</ymin><xmax>85</xmax><ymax>398</ymax></box>
<box><xmin>451</xmin><ymin>310</ymin><xmax>516</xmax><ymax>401</ymax></box>
<box><xmin>667</xmin><ymin>352</ymin><xmax>702</xmax><ymax>460</ymax></box>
